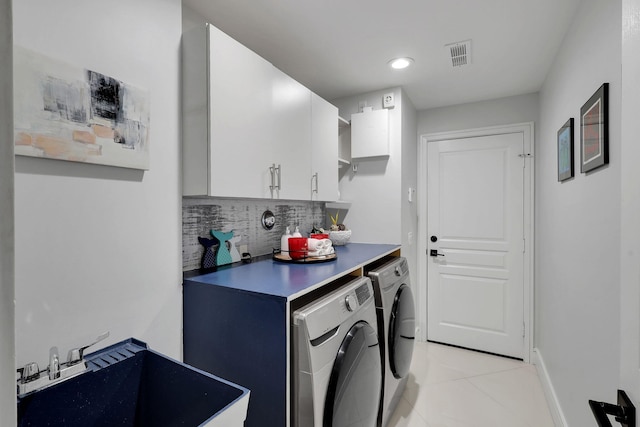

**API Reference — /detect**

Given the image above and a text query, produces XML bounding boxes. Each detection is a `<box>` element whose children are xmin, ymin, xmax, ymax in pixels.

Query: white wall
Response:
<box><xmin>331</xmin><ymin>87</ymin><xmax>418</xmax><ymax>296</ymax></box>
<box><xmin>183</xmin><ymin>4</ymin><xmax>205</xmax><ymax>31</ymax></box>
<box><xmin>13</xmin><ymin>0</ymin><xmax>183</xmax><ymax>367</ymax></box>
<box><xmin>536</xmin><ymin>0</ymin><xmax>621</xmax><ymax>425</ymax></box>
<box><xmin>331</xmin><ymin>88</ymin><xmax>405</xmax><ymax>245</ymax></box>
<box><xmin>0</xmin><ymin>0</ymin><xmax>14</xmax><ymax>424</ymax></box>
<box><xmin>400</xmin><ymin>88</ymin><xmax>418</xmax><ymax>290</ymax></box>
<box><xmin>417</xmin><ymin>92</ymin><xmax>540</xmax><ymax>136</ymax></box>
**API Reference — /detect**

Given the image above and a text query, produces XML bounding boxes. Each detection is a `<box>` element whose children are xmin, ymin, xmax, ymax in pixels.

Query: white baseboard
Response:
<box><xmin>532</xmin><ymin>348</ymin><xmax>568</xmax><ymax>427</ymax></box>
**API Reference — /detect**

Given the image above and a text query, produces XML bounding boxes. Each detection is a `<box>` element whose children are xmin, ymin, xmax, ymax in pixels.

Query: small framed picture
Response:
<box><xmin>557</xmin><ymin>118</ymin><xmax>574</xmax><ymax>182</ymax></box>
<box><xmin>580</xmin><ymin>83</ymin><xmax>609</xmax><ymax>173</ymax></box>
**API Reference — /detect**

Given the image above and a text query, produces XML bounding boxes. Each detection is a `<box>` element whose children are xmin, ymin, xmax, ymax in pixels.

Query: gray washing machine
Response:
<box><xmin>293</xmin><ymin>276</ymin><xmax>382</xmax><ymax>427</ymax></box>
<box><xmin>368</xmin><ymin>257</ymin><xmax>416</xmax><ymax>427</ymax></box>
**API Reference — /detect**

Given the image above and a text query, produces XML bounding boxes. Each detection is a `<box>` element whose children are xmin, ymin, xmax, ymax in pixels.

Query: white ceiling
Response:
<box><xmin>182</xmin><ymin>0</ymin><xmax>583</xmax><ymax>111</ymax></box>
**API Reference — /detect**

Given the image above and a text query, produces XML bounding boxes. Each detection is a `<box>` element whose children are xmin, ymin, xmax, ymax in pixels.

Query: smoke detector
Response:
<box><xmin>445</xmin><ymin>40</ymin><xmax>471</xmax><ymax>68</ymax></box>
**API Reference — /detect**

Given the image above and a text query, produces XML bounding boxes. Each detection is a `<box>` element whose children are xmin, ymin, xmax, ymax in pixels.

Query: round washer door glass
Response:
<box><xmin>323</xmin><ymin>321</ymin><xmax>381</xmax><ymax>427</ymax></box>
<box><xmin>389</xmin><ymin>284</ymin><xmax>415</xmax><ymax>379</ymax></box>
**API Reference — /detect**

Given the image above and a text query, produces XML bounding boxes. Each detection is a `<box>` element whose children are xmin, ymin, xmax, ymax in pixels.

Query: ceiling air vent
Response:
<box><xmin>446</xmin><ymin>40</ymin><xmax>471</xmax><ymax>68</ymax></box>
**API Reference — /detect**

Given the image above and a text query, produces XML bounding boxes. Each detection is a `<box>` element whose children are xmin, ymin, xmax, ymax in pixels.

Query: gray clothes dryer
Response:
<box><xmin>293</xmin><ymin>276</ymin><xmax>382</xmax><ymax>427</ymax></box>
<box><xmin>368</xmin><ymin>257</ymin><xmax>416</xmax><ymax>427</ymax></box>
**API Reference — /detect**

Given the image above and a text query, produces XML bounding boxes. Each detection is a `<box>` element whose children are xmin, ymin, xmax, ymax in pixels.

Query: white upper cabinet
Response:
<box><xmin>183</xmin><ymin>23</ymin><xmax>274</xmax><ymax>198</ymax></box>
<box><xmin>311</xmin><ymin>93</ymin><xmax>339</xmax><ymax>201</ymax></box>
<box><xmin>271</xmin><ymin>70</ymin><xmax>311</xmax><ymax>200</ymax></box>
<box><xmin>182</xmin><ymin>23</ymin><xmax>338</xmax><ymax>201</ymax></box>
<box><xmin>208</xmin><ymin>25</ymin><xmax>275</xmax><ymax>199</ymax></box>
<box><xmin>351</xmin><ymin>108</ymin><xmax>389</xmax><ymax>158</ymax></box>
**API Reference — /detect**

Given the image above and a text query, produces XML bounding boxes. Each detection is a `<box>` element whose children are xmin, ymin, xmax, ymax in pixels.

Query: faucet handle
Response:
<box><xmin>17</xmin><ymin>362</ymin><xmax>40</xmax><ymax>382</ymax></box>
<box><xmin>66</xmin><ymin>331</ymin><xmax>110</xmax><ymax>365</ymax></box>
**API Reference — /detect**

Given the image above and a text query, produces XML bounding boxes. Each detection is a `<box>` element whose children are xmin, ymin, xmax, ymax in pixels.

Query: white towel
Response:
<box><xmin>308</xmin><ymin>238</ymin><xmax>332</xmax><ymax>251</ymax></box>
<box><xmin>307</xmin><ymin>247</ymin><xmax>335</xmax><ymax>257</ymax></box>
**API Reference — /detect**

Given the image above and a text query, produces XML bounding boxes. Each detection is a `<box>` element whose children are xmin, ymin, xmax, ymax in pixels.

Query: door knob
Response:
<box><xmin>429</xmin><ymin>249</ymin><xmax>444</xmax><ymax>257</ymax></box>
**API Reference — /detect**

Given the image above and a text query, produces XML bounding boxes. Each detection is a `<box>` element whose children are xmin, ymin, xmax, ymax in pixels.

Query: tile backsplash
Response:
<box><xmin>182</xmin><ymin>197</ymin><xmax>326</xmax><ymax>271</ymax></box>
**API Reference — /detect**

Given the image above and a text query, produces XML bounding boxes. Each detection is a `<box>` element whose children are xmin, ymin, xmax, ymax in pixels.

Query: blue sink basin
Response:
<box><xmin>17</xmin><ymin>339</ymin><xmax>250</xmax><ymax>426</ymax></box>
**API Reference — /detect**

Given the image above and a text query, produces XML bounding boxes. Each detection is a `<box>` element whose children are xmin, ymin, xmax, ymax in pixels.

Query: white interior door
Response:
<box><xmin>427</xmin><ymin>132</ymin><xmax>525</xmax><ymax>359</ymax></box>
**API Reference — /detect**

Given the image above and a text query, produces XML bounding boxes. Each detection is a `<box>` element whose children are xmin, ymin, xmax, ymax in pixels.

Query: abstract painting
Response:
<box><xmin>557</xmin><ymin>118</ymin><xmax>574</xmax><ymax>182</ymax></box>
<box><xmin>580</xmin><ymin>83</ymin><xmax>608</xmax><ymax>174</ymax></box>
<box><xmin>14</xmin><ymin>46</ymin><xmax>150</xmax><ymax>170</ymax></box>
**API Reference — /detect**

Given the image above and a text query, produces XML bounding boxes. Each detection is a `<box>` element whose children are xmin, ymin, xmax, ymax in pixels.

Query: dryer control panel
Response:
<box><xmin>369</xmin><ymin>257</ymin><xmax>409</xmax><ymax>290</ymax></box>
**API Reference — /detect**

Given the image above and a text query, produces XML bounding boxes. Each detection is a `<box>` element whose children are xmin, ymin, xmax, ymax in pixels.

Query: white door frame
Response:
<box><xmin>417</xmin><ymin>122</ymin><xmax>534</xmax><ymax>363</ymax></box>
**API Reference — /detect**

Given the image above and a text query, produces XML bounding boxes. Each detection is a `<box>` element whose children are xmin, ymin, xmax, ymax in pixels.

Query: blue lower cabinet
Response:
<box><xmin>182</xmin><ymin>244</ymin><xmax>402</xmax><ymax>427</ymax></box>
<box><xmin>184</xmin><ymin>283</ymin><xmax>287</xmax><ymax>427</ymax></box>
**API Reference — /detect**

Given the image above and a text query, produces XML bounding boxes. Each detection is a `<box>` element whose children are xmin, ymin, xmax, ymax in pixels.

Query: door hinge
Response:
<box><xmin>522</xmin><ymin>322</ymin><xmax>525</xmax><ymax>338</ymax></box>
<box><xmin>589</xmin><ymin>390</ymin><xmax>635</xmax><ymax>427</ymax></box>
<box><xmin>522</xmin><ymin>238</ymin><xmax>526</xmax><ymax>253</ymax></box>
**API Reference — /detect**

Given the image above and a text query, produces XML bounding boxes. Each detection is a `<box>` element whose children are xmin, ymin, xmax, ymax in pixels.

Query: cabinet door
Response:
<box><xmin>311</xmin><ymin>93</ymin><xmax>338</xmax><ymax>201</ymax></box>
<box><xmin>208</xmin><ymin>24</ymin><xmax>275</xmax><ymax>199</ymax></box>
<box><xmin>351</xmin><ymin>108</ymin><xmax>389</xmax><ymax>158</ymax></box>
<box><xmin>182</xmin><ymin>25</ymin><xmax>209</xmax><ymax>196</ymax></box>
<box><xmin>271</xmin><ymin>69</ymin><xmax>311</xmax><ymax>200</ymax></box>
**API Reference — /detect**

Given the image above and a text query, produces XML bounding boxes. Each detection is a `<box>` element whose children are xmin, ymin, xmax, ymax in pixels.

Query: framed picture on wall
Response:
<box><xmin>580</xmin><ymin>83</ymin><xmax>609</xmax><ymax>173</ymax></box>
<box><xmin>13</xmin><ymin>46</ymin><xmax>151</xmax><ymax>170</ymax></box>
<box><xmin>557</xmin><ymin>118</ymin><xmax>574</xmax><ymax>182</ymax></box>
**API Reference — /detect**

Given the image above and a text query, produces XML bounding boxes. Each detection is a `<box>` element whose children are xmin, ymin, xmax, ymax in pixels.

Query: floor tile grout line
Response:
<box><xmin>405</xmin><ymin>363</ymin><xmax>531</xmax><ymax>387</ymax></box>
<box><xmin>457</xmin><ymin>363</ymin><xmax>534</xmax><ymax>381</ymax></box>
<box><xmin>393</xmin><ymin>342</ymin><xmax>552</xmax><ymax>427</ymax></box>
<box><xmin>404</xmin><ymin>376</ymin><xmax>528</xmax><ymax>427</ymax></box>
<box><xmin>396</xmin><ymin>393</ymin><xmax>431</xmax><ymax>426</ymax></box>
<box><xmin>463</xmin><ymin>369</ymin><xmax>543</xmax><ymax>427</ymax></box>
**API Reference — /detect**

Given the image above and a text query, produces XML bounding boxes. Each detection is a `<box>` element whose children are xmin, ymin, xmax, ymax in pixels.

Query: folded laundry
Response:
<box><xmin>308</xmin><ymin>238</ymin><xmax>332</xmax><ymax>251</ymax></box>
<box><xmin>307</xmin><ymin>247</ymin><xmax>335</xmax><ymax>257</ymax></box>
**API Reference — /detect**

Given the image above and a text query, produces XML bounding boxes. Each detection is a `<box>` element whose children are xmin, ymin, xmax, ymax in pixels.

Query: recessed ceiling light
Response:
<box><xmin>388</xmin><ymin>57</ymin><xmax>414</xmax><ymax>70</ymax></box>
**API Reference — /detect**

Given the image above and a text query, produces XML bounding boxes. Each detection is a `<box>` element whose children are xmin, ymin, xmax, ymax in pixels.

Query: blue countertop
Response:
<box><xmin>183</xmin><ymin>243</ymin><xmax>400</xmax><ymax>300</ymax></box>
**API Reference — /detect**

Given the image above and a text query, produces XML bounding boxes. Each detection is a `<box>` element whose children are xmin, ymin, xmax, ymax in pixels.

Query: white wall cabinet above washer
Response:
<box><xmin>271</xmin><ymin>70</ymin><xmax>312</xmax><ymax>200</ymax></box>
<box><xmin>182</xmin><ymin>23</ymin><xmax>338</xmax><ymax>201</ymax></box>
<box><xmin>182</xmin><ymin>23</ymin><xmax>273</xmax><ymax>198</ymax></box>
<box><xmin>351</xmin><ymin>108</ymin><xmax>389</xmax><ymax>158</ymax></box>
<box><xmin>311</xmin><ymin>93</ymin><xmax>339</xmax><ymax>201</ymax></box>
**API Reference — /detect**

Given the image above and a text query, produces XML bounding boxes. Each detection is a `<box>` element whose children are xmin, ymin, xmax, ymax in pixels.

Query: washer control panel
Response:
<box><xmin>345</xmin><ymin>294</ymin><xmax>357</xmax><ymax>311</ymax></box>
<box><xmin>355</xmin><ymin>282</ymin><xmax>372</xmax><ymax>304</ymax></box>
<box><xmin>295</xmin><ymin>278</ymin><xmax>375</xmax><ymax>341</ymax></box>
<box><xmin>343</xmin><ymin>283</ymin><xmax>372</xmax><ymax>312</ymax></box>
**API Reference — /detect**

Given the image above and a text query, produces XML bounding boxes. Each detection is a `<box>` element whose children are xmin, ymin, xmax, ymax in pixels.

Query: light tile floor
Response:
<box><xmin>387</xmin><ymin>342</ymin><xmax>555</xmax><ymax>427</ymax></box>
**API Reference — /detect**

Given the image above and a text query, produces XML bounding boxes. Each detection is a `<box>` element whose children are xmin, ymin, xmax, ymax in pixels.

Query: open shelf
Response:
<box><xmin>338</xmin><ymin>116</ymin><xmax>351</xmax><ymax>167</ymax></box>
<box><xmin>326</xmin><ymin>200</ymin><xmax>352</xmax><ymax>209</ymax></box>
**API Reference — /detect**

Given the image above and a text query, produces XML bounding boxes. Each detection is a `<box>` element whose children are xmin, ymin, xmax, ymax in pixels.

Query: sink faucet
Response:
<box><xmin>48</xmin><ymin>347</ymin><xmax>60</xmax><ymax>380</ymax></box>
<box><xmin>17</xmin><ymin>332</ymin><xmax>109</xmax><ymax>397</ymax></box>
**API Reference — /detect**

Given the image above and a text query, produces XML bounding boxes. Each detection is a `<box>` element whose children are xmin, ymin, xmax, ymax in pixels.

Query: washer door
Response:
<box><xmin>323</xmin><ymin>321</ymin><xmax>381</xmax><ymax>427</ymax></box>
<box><xmin>389</xmin><ymin>284</ymin><xmax>415</xmax><ymax>379</ymax></box>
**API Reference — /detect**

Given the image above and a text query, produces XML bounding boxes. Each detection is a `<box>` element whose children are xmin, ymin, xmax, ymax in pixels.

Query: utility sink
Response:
<box><xmin>17</xmin><ymin>338</ymin><xmax>250</xmax><ymax>426</ymax></box>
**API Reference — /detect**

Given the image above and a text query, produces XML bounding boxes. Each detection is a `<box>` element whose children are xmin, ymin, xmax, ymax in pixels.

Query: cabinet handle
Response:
<box><xmin>276</xmin><ymin>164</ymin><xmax>281</xmax><ymax>190</ymax></box>
<box><xmin>269</xmin><ymin>164</ymin><xmax>281</xmax><ymax>196</ymax></box>
<box><xmin>312</xmin><ymin>173</ymin><xmax>319</xmax><ymax>194</ymax></box>
<box><xmin>269</xmin><ymin>164</ymin><xmax>276</xmax><ymax>193</ymax></box>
